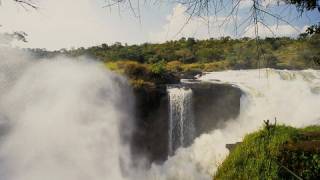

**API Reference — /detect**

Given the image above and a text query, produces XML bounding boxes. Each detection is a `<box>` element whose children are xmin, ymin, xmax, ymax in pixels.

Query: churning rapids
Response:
<box><xmin>148</xmin><ymin>69</ymin><xmax>320</xmax><ymax>180</ymax></box>
<box><xmin>0</xmin><ymin>50</ymin><xmax>320</xmax><ymax>180</ymax></box>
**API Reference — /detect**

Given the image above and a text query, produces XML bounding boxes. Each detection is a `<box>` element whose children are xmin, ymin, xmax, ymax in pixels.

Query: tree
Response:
<box><xmin>9</xmin><ymin>0</ymin><xmax>37</xmax><ymax>9</ymax></box>
<box><xmin>186</xmin><ymin>38</ymin><xmax>196</xmax><ymax>49</ymax></box>
<box><xmin>175</xmin><ymin>48</ymin><xmax>195</xmax><ymax>63</ymax></box>
<box><xmin>306</xmin><ymin>23</ymin><xmax>320</xmax><ymax>35</ymax></box>
<box><xmin>284</xmin><ymin>0</ymin><xmax>319</xmax><ymax>12</ymax></box>
<box><xmin>196</xmin><ymin>48</ymin><xmax>224</xmax><ymax>62</ymax></box>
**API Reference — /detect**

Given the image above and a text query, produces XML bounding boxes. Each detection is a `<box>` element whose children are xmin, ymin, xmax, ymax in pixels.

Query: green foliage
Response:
<box><xmin>166</xmin><ymin>60</ymin><xmax>183</xmax><ymax>72</ymax></box>
<box><xmin>285</xmin><ymin>0</ymin><xmax>319</xmax><ymax>12</ymax></box>
<box><xmin>175</xmin><ymin>48</ymin><xmax>195</xmax><ymax>63</ymax></box>
<box><xmin>203</xmin><ymin>61</ymin><xmax>231</xmax><ymax>71</ymax></box>
<box><xmin>306</xmin><ymin>23</ymin><xmax>320</xmax><ymax>35</ymax></box>
<box><xmin>104</xmin><ymin>61</ymin><xmax>151</xmax><ymax>88</ymax></box>
<box><xmin>302</xmin><ymin>125</ymin><xmax>320</xmax><ymax>132</ymax></box>
<box><xmin>196</xmin><ymin>48</ymin><xmax>224</xmax><ymax>62</ymax></box>
<box><xmin>150</xmin><ymin>60</ymin><xmax>166</xmax><ymax>74</ymax></box>
<box><xmin>26</xmin><ymin>36</ymin><xmax>320</xmax><ymax>91</ymax></box>
<box><xmin>279</xmin><ymin>146</ymin><xmax>320</xmax><ymax>179</ymax></box>
<box><xmin>117</xmin><ymin>61</ymin><xmax>149</xmax><ymax>79</ymax></box>
<box><xmin>214</xmin><ymin>125</ymin><xmax>320</xmax><ymax>180</ymax></box>
<box><xmin>29</xmin><ymin>36</ymin><xmax>320</xmax><ymax>71</ymax></box>
<box><xmin>104</xmin><ymin>60</ymin><xmax>179</xmax><ymax>89</ymax></box>
<box><xmin>129</xmin><ymin>79</ymin><xmax>155</xmax><ymax>89</ymax></box>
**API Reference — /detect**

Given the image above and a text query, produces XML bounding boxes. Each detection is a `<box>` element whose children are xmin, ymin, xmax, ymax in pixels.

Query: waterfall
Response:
<box><xmin>148</xmin><ymin>69</ymin><xmax>320</xmax><ymax>180</ymax></box>
<box><xmin>167</xmin><ymin>87</ymin><xmax>195</xmax><ymax>156</ymax></box>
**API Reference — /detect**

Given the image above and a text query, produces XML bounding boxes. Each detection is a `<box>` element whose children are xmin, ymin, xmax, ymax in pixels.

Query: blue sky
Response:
<box><xmin>0</xmin><ymin>0</ymin><xmax>319</xmax><ymax>50</ymax></box>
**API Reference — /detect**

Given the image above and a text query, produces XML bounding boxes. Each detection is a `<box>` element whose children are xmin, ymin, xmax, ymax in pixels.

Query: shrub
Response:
<box><xmin>105</xmin><ymin>62</ymin><xmax>117</xmax><ymax>70</ymax></box>
<box><xmin>130</xmin><ymin>79</ymin><xmax>155</xmax><ymax>89</ymax></box>
<box><xmin>150</xmin><ymin>60</ymin><xmax>166</xmax><ymax>74</ymax></box>
<box><xmin>181</xmin><ymin>63</ymin><xmax>204</xmax><ymax>72</ymax></box>
<box><xmin>203</xmin><ymin>61</ymin><xmax>230</xmax><ymax>71</ymax></box>
<box><xmin>116</xmin><ymin>61</ymin><xmax>149</xmax><ymax>78</ymax></box>
<box><xmin>166</xmin><ymin>60</ymin><xmax>183</xmax><ymax>72</ymax></box>
<box><xmin>214</xmin><ymin>125</ymin><xmax>320</xmax><ymax>180</ymax></box>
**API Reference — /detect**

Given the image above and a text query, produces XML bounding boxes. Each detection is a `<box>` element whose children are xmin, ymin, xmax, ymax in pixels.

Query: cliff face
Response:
<box><xmin>131</xmin><ymin>82</ymin><xmax>242</xmax><ymax>164</ymax></box>
<box><xmin>131</xmin><ymin>86</ymin><xmax>169</xmax><ymax>164</ymax></box>
<box><xmin>187</xmin><ymin>82</ymin><xmax>242</xmax><ymax>136</ymax></box>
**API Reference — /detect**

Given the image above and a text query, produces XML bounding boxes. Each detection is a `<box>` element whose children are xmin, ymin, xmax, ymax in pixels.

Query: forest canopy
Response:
<box><xmin>29</xmin><ymin>34</ymin><xmax>320</xmax><ymax>70</ymax></box>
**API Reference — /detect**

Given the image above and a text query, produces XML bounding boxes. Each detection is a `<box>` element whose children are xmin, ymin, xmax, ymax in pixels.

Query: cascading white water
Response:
<box><xmin>148</xmin><ymin>69</ymin><xmax>320</xmax><ymax>180</ymax></box>
<box><xmin>167</xmin><ymin>87</ymin><xmax>195</xmax><ymax>156</ymax></box>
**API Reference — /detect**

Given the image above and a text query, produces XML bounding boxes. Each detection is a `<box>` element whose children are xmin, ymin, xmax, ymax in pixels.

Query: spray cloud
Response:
<box><xmin>0</xmin><ymin>48</ymin><xmax>134</xmax><ymax>180</ymax></box>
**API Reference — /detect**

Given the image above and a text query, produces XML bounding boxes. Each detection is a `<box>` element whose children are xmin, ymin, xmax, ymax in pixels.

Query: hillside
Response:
<box><xmin>214</xmin><ymin>124</ymin><xmax>320</xmax><ymax>180</ymax></box>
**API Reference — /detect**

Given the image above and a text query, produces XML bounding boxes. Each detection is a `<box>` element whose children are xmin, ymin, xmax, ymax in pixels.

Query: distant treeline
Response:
<box><xmin>29</xmin><ymin>34</ymin><xmax>320</xmax><ymax>70</ymax></box>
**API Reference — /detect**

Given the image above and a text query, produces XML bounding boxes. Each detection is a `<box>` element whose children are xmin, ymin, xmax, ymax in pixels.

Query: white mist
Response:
<box><xmin>0</xmin><ymin>52</ymin><xmax>133</xmax><ymax>180</ymax></box>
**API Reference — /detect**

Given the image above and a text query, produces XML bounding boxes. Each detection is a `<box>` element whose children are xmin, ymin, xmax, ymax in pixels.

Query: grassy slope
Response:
<box><xmin>214</xmin><ymin>125</ymin><xmax>320</xmax><ymax>180</ymax></box>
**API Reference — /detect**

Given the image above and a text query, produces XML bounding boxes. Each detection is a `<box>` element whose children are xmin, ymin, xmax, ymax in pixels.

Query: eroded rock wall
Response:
<box><xmin>131</xmin><ymin>82</ymin><xmax>242</xmax><ymax>164</ymax></box>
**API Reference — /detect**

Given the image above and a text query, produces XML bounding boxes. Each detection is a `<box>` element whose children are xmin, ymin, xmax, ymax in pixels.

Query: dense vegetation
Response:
<box><xmin>31</xmin><ymin>34</ymin><xmax>320</xmax><ymax>69</ymax></box>
<box><xmin>28</xmin><ymin>34</ymin><xmax>320</xmax><ymax>88</ymax></box>
<box><xmin>214</xmin><ymin>124</ymin><xmax>320</xmax><ymax>180</ymax></box>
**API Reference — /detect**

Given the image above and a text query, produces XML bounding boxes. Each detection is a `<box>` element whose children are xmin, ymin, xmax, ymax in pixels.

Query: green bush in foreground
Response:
<box><xmin>214</xmin><ymin>124</ymin><xmax>320</xmax><ymax>180</ymax></box>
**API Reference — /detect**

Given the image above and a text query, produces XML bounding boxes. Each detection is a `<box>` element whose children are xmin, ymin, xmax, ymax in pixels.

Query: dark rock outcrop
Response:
<box><xmin>131</xmin><ymin>81</ymin><xmax>242</xmax><ymax>164</ymax></box>
<box><xmin>131</xmin><ymin>85</ymin><xmax>169</xmax><ymax>164</ymax></box>
<box><xmin>174</xmin><ymin>70</ymin><xmax>202</xmax><ymax>79</ymax></box>
<box><xmin>188</xmin><ymin>82</ymin><xmax>242</xmax><ymax>135</ymax></box>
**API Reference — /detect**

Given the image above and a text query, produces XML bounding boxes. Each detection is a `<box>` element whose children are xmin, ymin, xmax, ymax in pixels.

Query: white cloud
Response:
<box><xmin>148</xmin><ymin>4</ymin><xmax>233</xmax><ymax>42</ymax></box>
<box><xmin>0</xmin><ymin>0</ymin><xmax>106</xmax><ymax>49</ymax></box>
<box><xmin>0</xmin><ymin>0</ymin><xmax>154</xmax><ymax>50</ymax></box>
<box><xmin>243</xmin><ymin>23</ymin><xmax>303</xmax><ymax>37</ymax></box>
<box><xmin>0</xmin><ymin>1</ymin><xmax>311</xmax><ymax>49</ymax></box>
<box><xmin>239</xmin><ymin>0</ymin><xmax>253</xmax><ymax>9</ymax></box>
<box><xmin>239</xmin><ymin>0</ymin><xmax>283</xmax><ymax>9</ymax></box>
<box><xmin>149</xmin><ymin>4</ymin><xmax>307</xmax><ymax>42</ymax></box>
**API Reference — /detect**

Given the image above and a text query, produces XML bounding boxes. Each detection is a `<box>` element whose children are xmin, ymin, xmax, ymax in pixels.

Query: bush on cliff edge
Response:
<box><xmin>214</xmin><ymin>124</ymin><xmax>320</xmax><ymax>180</ymax></box>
